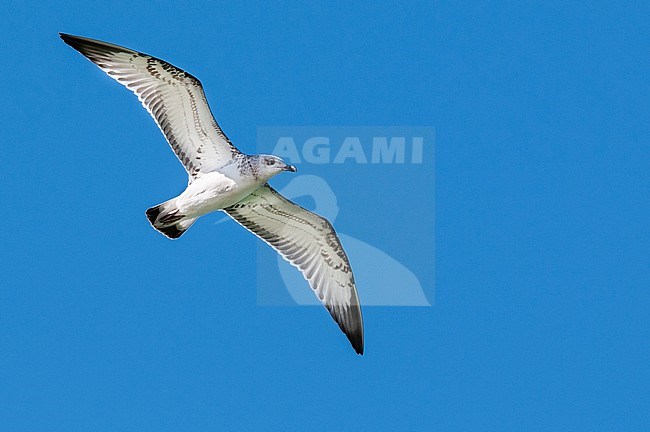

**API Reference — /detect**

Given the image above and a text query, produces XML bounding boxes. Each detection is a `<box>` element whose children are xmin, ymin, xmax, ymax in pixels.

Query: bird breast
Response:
<box><xmin>175</xmin><ymin>171</ymin><xmax>256</xmax><ymax>216</ymax></box>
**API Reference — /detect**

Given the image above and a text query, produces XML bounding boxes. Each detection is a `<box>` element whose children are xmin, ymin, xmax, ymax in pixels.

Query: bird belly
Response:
<box><xmin>175</xmin><ymin>172</ymin><xmax>261</xmax><ymax>218</ymax></box>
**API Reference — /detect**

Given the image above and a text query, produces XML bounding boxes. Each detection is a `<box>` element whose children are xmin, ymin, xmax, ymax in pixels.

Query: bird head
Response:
<box><xmin>256</xmin><ymin>155</ymin><xmax>297</xmax><ymax>179</ymax></box>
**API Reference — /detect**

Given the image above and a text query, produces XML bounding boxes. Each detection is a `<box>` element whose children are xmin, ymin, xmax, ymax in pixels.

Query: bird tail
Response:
<box><xmin>145</xmin><ymin>199</ymin><xmax>197</xmax><ymax>239</ymax></box>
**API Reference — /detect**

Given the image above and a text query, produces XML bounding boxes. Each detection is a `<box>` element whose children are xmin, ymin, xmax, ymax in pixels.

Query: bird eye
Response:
<box><xmin>266</xmin><ymin>159</ymin><xmax>275</xmax><ymax>166</ymax></box>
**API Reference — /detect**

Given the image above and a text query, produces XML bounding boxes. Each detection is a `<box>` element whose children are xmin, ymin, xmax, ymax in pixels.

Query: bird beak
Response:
<box><xmin>284</xmin><ymin>164</ymin><xmax>297</xmax><ymax>172</ymax></box>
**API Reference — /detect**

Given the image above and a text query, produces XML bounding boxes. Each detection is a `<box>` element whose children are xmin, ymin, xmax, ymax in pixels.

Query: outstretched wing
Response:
<box><xmin>225</xmin><ymin>184</ymin><xmax>364</xmax><ymax>354</ymax></box>
<box><xmin>60</xmin><ymin>33</ymin><xmax>240</xmax><ymax>178</ymax></box>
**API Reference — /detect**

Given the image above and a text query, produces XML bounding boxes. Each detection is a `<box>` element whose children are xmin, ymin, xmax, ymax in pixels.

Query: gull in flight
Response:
<box><xmin>60</xmin><ymin>33</ymin><xmax>364</xmax><ymax>355</ymax></box>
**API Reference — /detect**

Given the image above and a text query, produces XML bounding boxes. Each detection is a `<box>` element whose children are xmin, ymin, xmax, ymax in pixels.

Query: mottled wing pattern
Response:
<box><xmin>225</xmin><ymin>184</ymin><xmax>364</xmax><ymax>354</ymax></box>
<box><xmin>60</xmin><ymin>33</ymin><xmax>240</xmax><ymax>178</ymax></box>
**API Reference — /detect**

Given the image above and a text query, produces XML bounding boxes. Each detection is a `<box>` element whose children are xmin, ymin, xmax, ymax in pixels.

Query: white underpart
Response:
<box><xmin>175</xmin><ymin>171</ymin><xmax>261</xmax><ymax>217</ymax></box>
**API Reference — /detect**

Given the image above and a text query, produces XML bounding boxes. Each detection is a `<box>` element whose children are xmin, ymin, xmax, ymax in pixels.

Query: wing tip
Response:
<box><xmin>59</xmin><ymin>32</ymin><xmax>74</xmax><ymax>44</ymax></box>
<box><xmin>340</xmin><ymin>307</ymin><xmax>364</xmax><ymax>355</ymax></box>
<box><xmin>349</xmin><ymin>331</ymin><xmax>364</xmax><ymax>355</ymax></box>
<box><xmin>59</xmin><ymin>32</ymin><xmax>95</xmax><ymax>53</ymax></box>
<box><xmin>59</xmin><ymin>32</ymin><xmax>127</xmax><ymax>57</ymax></box>
<box><xmin>59</xmin><ymin>32</ymin><xmax>85</xmax><ymax>45</ymax></box>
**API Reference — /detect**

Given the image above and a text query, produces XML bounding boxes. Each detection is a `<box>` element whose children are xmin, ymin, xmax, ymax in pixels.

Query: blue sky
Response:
<box><xmin>1</xmin><ymin>1</ymin><xmax>649</xmax><ymax>430</ymax></box>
